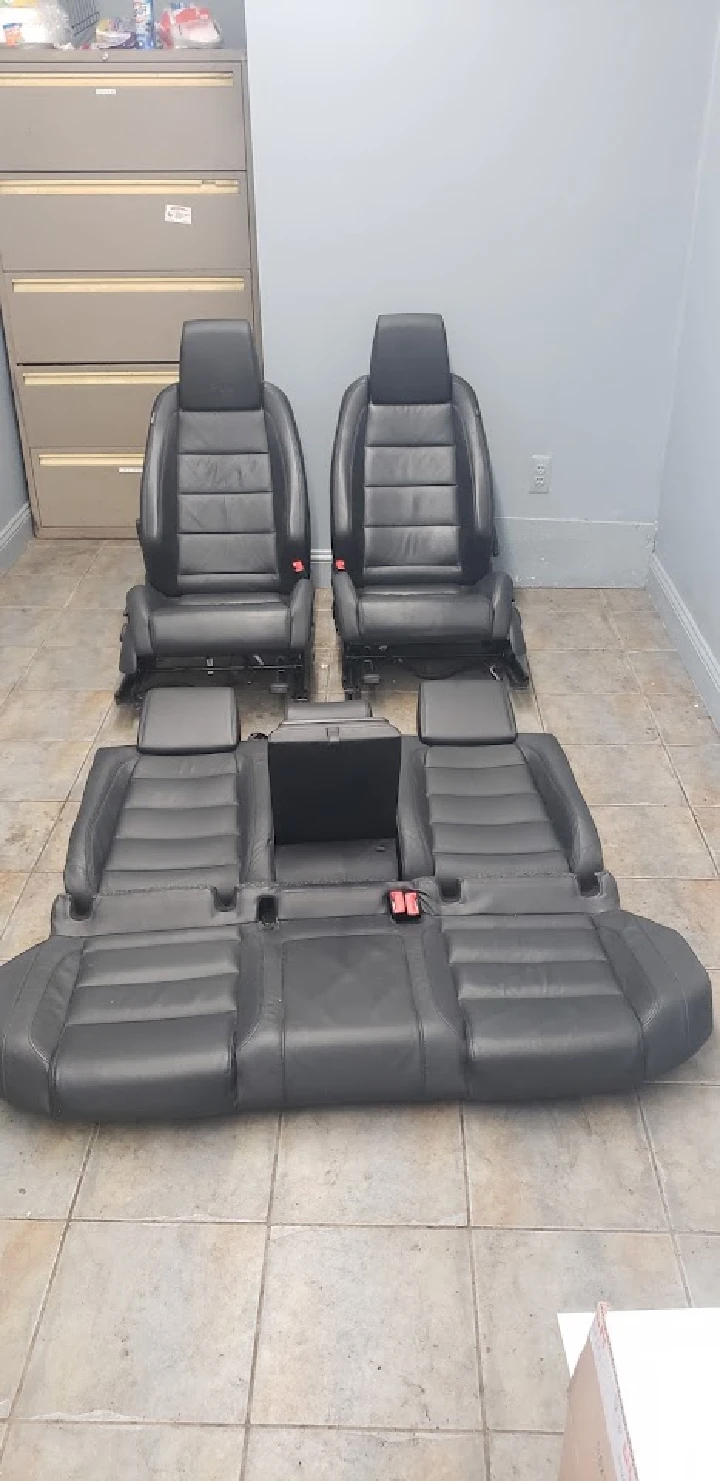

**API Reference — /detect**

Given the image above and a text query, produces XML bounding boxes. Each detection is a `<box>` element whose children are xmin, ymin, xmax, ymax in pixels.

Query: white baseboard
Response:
<box><xmin>0</xmin><ymin>501</ymin><xmax>31</xmax><ymax>571</ymax></box>
<box><xmin>648</xmin><ymin>553</ymin><xmax>720</xmax><ymax>727</ymax></box>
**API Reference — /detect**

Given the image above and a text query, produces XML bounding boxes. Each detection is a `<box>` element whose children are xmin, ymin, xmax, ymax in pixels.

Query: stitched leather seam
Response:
<box><xmin>0</xmin><ymin>944</ymin><xmax>44</xmax><ymax>1094</ymax></box>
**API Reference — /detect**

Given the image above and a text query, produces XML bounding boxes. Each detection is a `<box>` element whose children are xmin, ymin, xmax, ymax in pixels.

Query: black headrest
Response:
<box><xmin>418</xmin><ymin>677</ymin><xmax>517</xmax><ymax>745</ymax></box>
<box><xmin>179</xmin><ymin>319</ymin><xmax>263</xmax><ymax>413</ymax></box>
<box><xmin>138</xmin><ymin>687</ymin><xmax>239</xmax><ymax>754</ymax></box>
<box><xmin>368</xmin><ymin>313</ymin><xmax>452</xmax><ymax>405</ymax></box>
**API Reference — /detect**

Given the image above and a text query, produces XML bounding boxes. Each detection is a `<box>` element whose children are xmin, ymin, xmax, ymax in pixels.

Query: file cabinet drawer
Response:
<box><xmin>8</xmin><ymin>274</ymin><xmax>251</xmax><ymax>363</ymax></box>
<box><xmin>0</xmin><ymin>68</ymin><xmax>244</xmax><ymax>173</ymax></box>
<box><xmin>20</xmin><ymin>366</ymin><xmax>176</xmax><ymax>449</ymax></box>
<box><xmin>0</xmin><ymin>177</ymin><xmax>250</xmax><ymax>273</ymax></box>
<box><xmin>33</xmin><ymin>452</ymin><xmax>143</xmax><ymax>531</ymax></box>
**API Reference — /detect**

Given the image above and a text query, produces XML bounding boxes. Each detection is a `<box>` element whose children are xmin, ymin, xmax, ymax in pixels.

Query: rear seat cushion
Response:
<box><xmin>444</xmin><ymin>908</ymin><xmax>712</xmax><ymax>1099</ymax></box>
<box><xmin>0</xmin><ymin>929</ymin><xmax>241</xmax><ymax>1120</ymax></box>
<box><xmin>0</xmin><ymin>906</ymin><xmax>711</xmax><ymax>1119</ymax></box>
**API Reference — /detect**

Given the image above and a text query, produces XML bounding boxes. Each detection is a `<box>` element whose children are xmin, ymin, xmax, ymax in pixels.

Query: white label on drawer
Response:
<box><xmin>95</xmin><ymin>88</ymin><xmax>117</xmax><ymax>96</ymax></box>
<box><xmin>165</xmin><ymin>204</ymin><xmax>192</xmax><ymax>226</ymax></box>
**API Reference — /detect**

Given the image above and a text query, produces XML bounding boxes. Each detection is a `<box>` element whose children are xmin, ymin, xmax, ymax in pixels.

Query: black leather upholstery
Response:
<box><xmin>138</xmin><ymin>686</ymin><xmax>239</xmax><ymax>753</ymax></box>
<box><xmin>0</xmin><ymin>683</ymin><xmax>711</xmax><ymax>1120</ymax></box>
<box><xmin>119</xmin><ymin>319</ymin><xmax>312</xmax><ymax>693</ymax></box>
<box><xmin>330</xmin><ymin>314</ymin><xmax>527</xmax><ymax>684</ymax></box>
<box><xmin>64</xmin><ymin>692</ymin><xmax>271</xmax><ymax>912</ymax></box>
<box><xmin>418</xmin><ymin>676</ymin><xmax>516</xmax><ymax>744</ymax></box>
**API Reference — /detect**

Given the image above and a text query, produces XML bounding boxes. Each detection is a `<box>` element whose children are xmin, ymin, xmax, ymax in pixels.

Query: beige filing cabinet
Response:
<box><xmin>0</xmin><ymin>48</ymin><xmax>259</xmax><ymax>538</ymax></box>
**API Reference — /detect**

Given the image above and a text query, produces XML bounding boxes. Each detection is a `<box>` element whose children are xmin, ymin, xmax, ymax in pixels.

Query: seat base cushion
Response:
<box><xmin>0</xmin><ymin>906</ymin><xmax>711</xmax><ymax>1120</ymax></box>
<box><xmin>357</xmin><ymin>585</ymin><xmax>493</xmax><ymax>642</ymax></box>
<box><xmin>121</xmin><ymin>579</ymin><xmax>312</xmax><ymax>670</ymax></box>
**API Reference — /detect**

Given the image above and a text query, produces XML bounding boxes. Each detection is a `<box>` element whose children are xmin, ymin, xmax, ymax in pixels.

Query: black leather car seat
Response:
<box><xmin>117</xmin><ymin>319</ymin><xmax>313</xmax><ymax>701</ymax></box>
<box><xmin>0</xmin><ymin>683</ymin><xmax>712</xmax><ymax>1121</ymax></box>
<box><xmin>330</xmin><ymin>313</ymin><xmax>528</xmax><ymax>694</ymax></box>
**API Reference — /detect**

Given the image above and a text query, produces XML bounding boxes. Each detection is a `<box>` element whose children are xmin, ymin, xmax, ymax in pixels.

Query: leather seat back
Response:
<box><xmin>332</xmin><ymin>313</ymin><xmax>495</xmax><ymax>588</ymax></box>
<box><xmin>140</xmin><ymin>319</ymin><xmax>310</xmax><ymax>597</ymax></box>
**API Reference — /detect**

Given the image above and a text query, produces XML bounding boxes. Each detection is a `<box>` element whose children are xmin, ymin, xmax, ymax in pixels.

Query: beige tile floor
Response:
<box><xmin>0</xmin><ymin>540</ymin><xmax>718</xmax><ymax>1480</ymax></box>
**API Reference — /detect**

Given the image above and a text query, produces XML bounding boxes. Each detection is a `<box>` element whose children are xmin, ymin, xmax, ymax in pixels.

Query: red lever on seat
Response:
<box><xmin>292</xmin><ymin>559</ymin><xmax>305</xmax><ymax>573</ymax></box>
<box><xmin>404</xmin><ymin>890</ymin><xmax>421</xmax><ymax>918</ymax></box>
<box><xmin>335</xmin><ymin>558</ymin><xmax>346</xmax><ymax>570</ymax></box>
<box><xmin>389</xmin><ymin>889</ymin><xmax>406</xmax><ymax>918</ymax></box>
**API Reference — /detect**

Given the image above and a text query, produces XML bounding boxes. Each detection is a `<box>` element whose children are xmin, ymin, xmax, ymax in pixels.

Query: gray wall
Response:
<box><xmin>245</xmin><ymin>0</ymin><xmax>718</xmax><ymax>583</ymax></box>
<box><xmin>653</xmin><ymin>21</ymin><xmax>720</xmax><ymax>720</ymax></box>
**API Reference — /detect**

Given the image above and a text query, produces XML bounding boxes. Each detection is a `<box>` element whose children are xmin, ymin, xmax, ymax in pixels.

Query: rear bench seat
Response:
<box><xmin>0</xmin><ymin>680</ymin><xmax>712</xmax><ymax>1120</ymax></box>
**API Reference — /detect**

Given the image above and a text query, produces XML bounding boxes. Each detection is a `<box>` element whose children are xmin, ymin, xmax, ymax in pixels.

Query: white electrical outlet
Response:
<box><xmin>530</xmin><ymin>455</ymin><xmax>552</xmax><ymax>495</ymax></box>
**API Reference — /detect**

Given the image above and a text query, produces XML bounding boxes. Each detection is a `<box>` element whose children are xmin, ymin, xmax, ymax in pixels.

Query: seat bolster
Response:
<box><xmin>139</xmin><ymin>386</ymin><xmax>180</xmax><ymax>596</ymax></box>
<box><xmin>595</xmin><ymin>911</ymin><xmax>713</xmax><ymax>1078</ymax></box>
<box><xmin>517</xmin><ymin>734</ymin><xmax>604</xmax><ymax>885</ymax></box>
<box><xmin>332</xmin><ymin>568</ymin><xmax>361</xmax><ymax>642</ymax></box>
<box><xmin>330</xmin><ymin>376</ymin><xmax>368</xmax><ymax>570</ymax></box>
<box><xmin>398</xmin><ymin>736</ymin><xmax>434</xmax><ymax>877</ymax></box>
<box><xmin>264</xmin><ymin>382</ymin><xmax>311</xmax><ymax>568</ymax></box>
<box><xmin>124</xmin><ymin>582</ymin><xmax>155</xmax><ymax>660</ymax></box>
<box><xmin>64</xmin><ymin>748</ymin><xmax>138</xmax><ymax>913</ymax></box>
<box><xmin>0</xmin><ymin>938</ymin><xmax>82</xmax><ymax>1115</ymax></box>
<box><xmin>238</xmin><ymin>739</ymin><xmax>274</xmax><ymax>881</ymax></box>
<box><xmin>288</xmin><ymin>577</ymin><xmax>314</xmax><ymax>650</ymax></box>
<box><xmin>477</xmin><ymin>570</ymin><xmax>514</xmax><ymax>638</ymax></box>
<box><xmin>452</xmin><ymin>373</ymin><xmax>495</xmax><ymax>572</ymax></box>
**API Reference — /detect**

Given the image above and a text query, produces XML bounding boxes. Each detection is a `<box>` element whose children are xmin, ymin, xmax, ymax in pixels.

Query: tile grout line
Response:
<box><xmin>459</xmin><ymin>1104</ymin><xmax>490</xmax><ymax>1478</ymax></box>
<box><xmin>237</xmin><ymin>1114</ymin><xmax>283</xmax><ymax>1481</ymax></box>
<box><xmin>636</xmin><ymin>1095</ymin><xmax>693</xmax><ymax>1306</ymax></box>
<box><xmin>0</xmin><ymin>1415</ymin><xmax>563</xmax><ymax>1435</ymax></box>
<box><xmin>0</xmin><ymin>1125</ymin><xmax>98</xmax><ymax>1455</ymax></box>
<box><xmin>660</xmin><ymin>744</ymin><xmax>719</xmax><ymax>881</ymax></box>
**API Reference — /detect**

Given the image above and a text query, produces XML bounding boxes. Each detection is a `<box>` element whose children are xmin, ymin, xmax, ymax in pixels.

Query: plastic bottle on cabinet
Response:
<box><xmin>133</xmin><ymin>0</ymin><xmax>155</xmax><ymax>47</ymax></box>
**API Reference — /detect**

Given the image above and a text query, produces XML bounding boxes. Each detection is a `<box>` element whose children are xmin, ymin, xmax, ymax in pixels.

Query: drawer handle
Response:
<box><xmin>0</xmin><ymin>72</ymin><xmax>234</xmax><ymax>89</ymax></box>
<box><xmin>24</xmin><ymin>369</ymin><xmax>177</xmax><ymax>388</ymax></box>
<box><xmin>0</xmin><ymin>178</ymin><xmax>240</xmax><ymax>196</ymax></box>
<box><xmin>13</xmin><ymin>276</ymin><xmax>245</xmax><ymax>295</ymax></box>
<box><xmin>39</xmin><ymin>453</ymin><xmax>143</xmax><ymax>470</ymax></box>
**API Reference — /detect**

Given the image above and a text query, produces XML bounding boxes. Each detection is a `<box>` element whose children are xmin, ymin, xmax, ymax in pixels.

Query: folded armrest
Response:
<box><xmin>517</xmin><ymin>734</ymin><xmax>604</xmax><ymax>885</ymax></box>
<box><xmin>64</xmin><ymin>748</ymin><xmax>137</xmax><ymax>913</ymax></box>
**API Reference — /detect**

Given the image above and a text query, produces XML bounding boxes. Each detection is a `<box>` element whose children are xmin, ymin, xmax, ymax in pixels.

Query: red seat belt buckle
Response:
<box><xmin>292</xmin><ymin>559</ymin><xmax>305</xmax><ymax>573</ymax></box>
<box><xmin>404</xmin><ymin>890</ymin><xmax>421</xmax><ymax>919</ymax></box>
<box><xmin>389</xmin><ymin>889</ymin><xmax>406</xmax><ymax>919</ymax></box>
<box><xmin>334</xmin><ymin>558</ymin><xmax>346</xmax><ymax>570</ymax></box>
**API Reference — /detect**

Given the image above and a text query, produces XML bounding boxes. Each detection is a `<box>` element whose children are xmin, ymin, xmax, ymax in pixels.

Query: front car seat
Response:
<box><xmin>330</xmin><ymin>313</ymin><xmax>528</xmax><ymax>694</ymax></box>
<box><xmin>117</xmin><ymin>319</ymin><xmax>313</xmax><ymax>702</ymax></box>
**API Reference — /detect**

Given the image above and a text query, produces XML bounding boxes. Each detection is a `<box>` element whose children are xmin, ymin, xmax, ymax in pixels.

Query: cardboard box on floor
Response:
<box><xmin>556</xmin><ymin>1305</ymin><xmax>720</xmax><ymax>1481</ymax></box>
